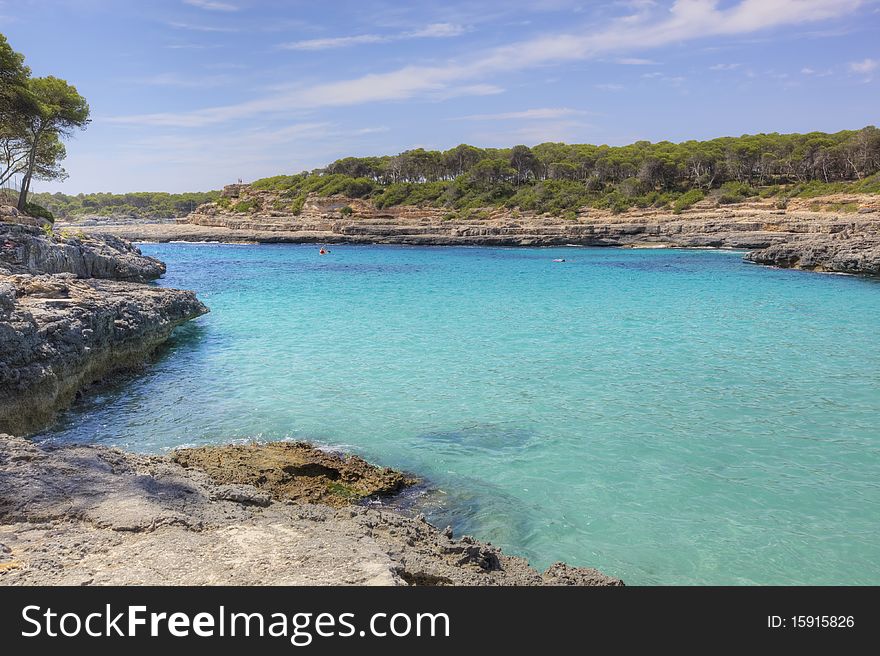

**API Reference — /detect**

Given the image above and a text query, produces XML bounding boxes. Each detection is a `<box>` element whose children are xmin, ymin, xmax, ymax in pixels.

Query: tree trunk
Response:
<box><xmin>17</xmin><ymin>129</ymin><xmax>40</xmax><ymax>212</ymax></box>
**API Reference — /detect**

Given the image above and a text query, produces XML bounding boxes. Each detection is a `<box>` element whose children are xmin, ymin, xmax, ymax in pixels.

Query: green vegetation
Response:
<box><xmin>250</xmin><ymin>128</ymin><xmax>880</xmax><ymax>216</ymax></box>
<box><xmin>1</xmin><ymin>34</ymin><xmax>90</xmax><ymax>213</ymax></box>
<box><xmin>26</xmin><ymin>190</ymin><xmax>220</xmax><ymax>220</ymax></box>
<box><xmin>24</xmin><ymin>201</ymin><xmax>53</xmax><ymax>221</ymax></box>
<box><xmin>231</xmin><ymin>198</ymin><xmax>259</xmax><ymax>213</ymax></box>
<box><xmin>673</xmin><ymin>189</ymin><xmax>705</xmax><ymax>214</ymax></box>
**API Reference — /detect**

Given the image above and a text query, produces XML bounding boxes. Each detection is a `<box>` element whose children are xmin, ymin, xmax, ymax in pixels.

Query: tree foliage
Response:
<box><xmin>252</xmin><ymin>127</ymin><xmax>880</xmax><ymax>216</ymax></box>
<box><xmin>0</xmin><ymin>34</ymin><xmax>90</xmax><ymax>213</ymax></box>
<box><xmin>27</xmin><ymin>190</ymin><xmax>221</xmax><ymax>220</ymax></box>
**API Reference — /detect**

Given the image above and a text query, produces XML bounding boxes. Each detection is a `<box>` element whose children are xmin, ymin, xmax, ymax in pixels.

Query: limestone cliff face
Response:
<box><xmin>0</xmin><ymin>215</ymin><xmax>207</xmax><ymax>436</ymax></box>
<box><xmin>744</xmin><ymin>232</ymin><xmax>880</xmax><ymax>274</ymax></box>
<box><xmin>1</xmin><ymin>222</ymin><xmax>165</xmax><ymax>281</ymax></box>
<box><xmin>177</xmin><ymin>185</ymin><xmax>880</xmax><ymax>274</ymax></box>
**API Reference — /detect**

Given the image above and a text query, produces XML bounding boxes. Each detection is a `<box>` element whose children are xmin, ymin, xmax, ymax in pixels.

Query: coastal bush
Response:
<box><xmin>340</xmin><ymin>205</ymin><xmax>353</xmax><ymax>216</ymax></box>
<box><xmin>716</xmin><ymin>181</ymin><xmax>758</xmax><ymax>204</ymax></box>
<box><xmin>25</xmin><ymin>202</ymin><xmax>54</xmax><ymax>222</ymax></box>
<box><xmin>232</xmin><ymin>199</ymin><xmax>259</xmax><ymax>213</ymax></box>
<box><xmin>288</xmin><ymin>195</ymin><xmax>306</xmax><ymax>215</ymax></box>
<box><xmin>673</xmin><ymin>189</ymin><xmax>705</xmax><ymax>214</ymax></box>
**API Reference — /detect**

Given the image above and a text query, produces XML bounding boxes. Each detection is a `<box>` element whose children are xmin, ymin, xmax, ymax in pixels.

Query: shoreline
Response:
<box><xmin>0</xmin><ymin>217</ymin><xmax>622</xmax><ymax>586</ymax></box>
<box><xmin>57</xmin><ymin>188</ymin><xmax>880</xmax><ymax>276</ymax></box>
<box><xmin>0</xmin><ymin>434</ymin><xmax>623</xmax><ymax>586</ymax></box>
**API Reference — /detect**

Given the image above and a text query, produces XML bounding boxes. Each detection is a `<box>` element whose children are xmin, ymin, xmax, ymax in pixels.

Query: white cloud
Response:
<box><xmin>184</xmin><ymin>0</ymin><xmax>239</xmax><ymax>11</ymax></box>
<box><xmin>616</xmin><ymin>57</ymin><xmax>658</xmax><ymax>65</ymax></box>
<box><xmin>114</xmin><ymin>1</ymin><xmax>864</xmax><ymax>128</ymax></box>
<box><xmin>282</xmin><ymin>34</ymin><xmax>386</xmax><ymax>50</ymax></box>
<box><xmin>596</xmin><ymin>83</ymin><xmax>625</xmax><ymax>91</ymax></box>
<box><xmin>801</xmin><ymin>66</ymin><xmax>833</xmax><ymax>76</ymax></box>
<box><xmin>849</xmin><ymin>58</ymin><xmax>878</xmax><ymax>74</ymax></box>
<box><xmin>452</xmin><ymin>108</ymin><xmax>588</xmax><ymax>121</ymax></box>
<box><xmin>280</xmin><ymin>23</ymin><xmax>466</xmax><ymax>50</ymax></box>
<box><xmin>408</xmin><ymin>23</ymin><xmax>467</xmax><ymax>38</ymax></box>
<box><xmin>709</xmin><ymin>63</ymin><xmax>741</xmax><ymax>70</ymax></box>
<box><xmin>169</xmin><ymin>21</ymin><xmax>238</xmax><ymax>32</ymax></box>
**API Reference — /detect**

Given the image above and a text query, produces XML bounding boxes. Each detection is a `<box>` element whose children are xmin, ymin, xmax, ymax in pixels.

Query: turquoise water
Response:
<box><xmin>37</xmin><ymin>244</ymin><xmax>880</xmax><ymax>585</ymax></box>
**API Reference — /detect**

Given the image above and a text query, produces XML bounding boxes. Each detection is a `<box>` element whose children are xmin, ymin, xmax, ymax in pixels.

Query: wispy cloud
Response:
<box><xmin>596</xmin><ymin>83</ymin><xmax>625</xmax><ymax>91</ymax></box>
<box><xmin>849</xmin><ymin>57</ymin><xmax>878</xmax><ymax>76</ymax></box>
<box><xmin>113</xmin><ymin>1</ymin><xmax>865</xmax><ymax>128</ymax></box>
<box><xmin>281</xmin><ymin>34</ymin><xmax>386</xmax><ymax>50</ymax></box>
<box><xmin>801</xmin><ymin>66</ymin><xmax>833</xmax><ymax>76</ymax></box>
<box><xmin>135</xmin><ymin>72</ymin><xmax>236</xmax><ymax>88</ymax></box>
<box><xmin>184</xmin><ymin>0</ymin><xmax>239</xmax><ymax>11</ymax></box>
<box><xmin>280</xmin><ymin>23</ymin><xmax>465</xmax><ymax>50</ymax></box>
<box><xmin>409</xmin><ymin>23</ymin><xmax>467</xmax><ymax>38</ymax></box>
<box><xmin>709</xmin><ymin>63</ymin><xmax>741</xmax><ymax>70</ymax></box>
<box><xmin>616</xmin><ymin>57</ymin><xmax>658</xmax><ymax>65</ymax></box>
<box><xmin>165</xmin><ymin>43</ymin><xmax>218</xmax><ymax>49</ymax></box>
<box><xmin>452</xmin><ymin>108</ymin><xmax>588</xmax><ymax>121</ymax></box>
<box><xmin>169</xmin><ymin>21</ymin><xmax>238</xmax><ymax>32</ymax></box>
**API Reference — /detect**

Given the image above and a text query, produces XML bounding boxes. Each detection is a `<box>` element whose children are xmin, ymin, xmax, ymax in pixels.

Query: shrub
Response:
<box><xmin>26</xmin><ymin>202</ymin><xmax>55</xmax><ymax>222</ymax></box>
<box><xmin>340</xmin><ymin>205</ymin><xmax>354</xmax><ymax>217</ymax></box>
<box><xmin>673</xmin><ymin>189</ymin><xmax>704</xmax><ymax>214</ymax></box>
<box><xmin>232</xmin><ymin>199</ymin><xmax>259</xmax><ymax>213</ymax></box>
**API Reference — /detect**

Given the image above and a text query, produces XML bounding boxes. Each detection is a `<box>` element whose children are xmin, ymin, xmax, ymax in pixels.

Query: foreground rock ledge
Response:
<box><xmin>0</xmin><ymin>436</ymin><xmax>622</xmax><ymax>586</ymax></box>
<box><xmin>0</xmin><ymin>220</ymin><xmax>209</xmax><ymax>436</ymax></box>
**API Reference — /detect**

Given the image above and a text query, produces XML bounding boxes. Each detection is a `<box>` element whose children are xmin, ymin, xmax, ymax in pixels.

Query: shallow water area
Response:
<box><xmin>36</xmin><ymin>243</ymin><xmax>880</xmax><ymax>585</ymax></box>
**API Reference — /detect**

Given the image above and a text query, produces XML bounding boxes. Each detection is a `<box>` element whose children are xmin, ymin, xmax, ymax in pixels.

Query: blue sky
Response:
<box><xmin>2</xmin><ymin>0</ymin><xmax>878</xmax><ymax>193</ymax></box>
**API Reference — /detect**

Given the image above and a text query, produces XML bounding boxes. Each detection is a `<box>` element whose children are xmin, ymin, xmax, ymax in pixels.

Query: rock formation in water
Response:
<box><xmin>0</xmin><ymin>219</ymin><xmax>207</xmax><ymax>435</ymax></box>
<box><xmin>0</xmin><ymin>435</ymin><xmax>623</xmax><ymax>586</ymax></box>
<box><xmin>68</xmin><ymin>184</ymin><xmax>880</xmax><ymax>275</ymax></box>
<box><xmin>744</xmin><ymin>230</ymin><xmax>880</xmax><ymax>274</ymax></box>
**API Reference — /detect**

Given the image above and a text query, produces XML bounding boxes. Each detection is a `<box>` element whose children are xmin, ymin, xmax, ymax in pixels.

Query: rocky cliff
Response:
<box><xmin>1</xmin><ymin>222</ymin><xmax>166</xmax><ymax>281</ymax></box>
<box><xmin>0</xmin><ymin>217</ymin><xmax>207</xmax><ymax>436</ymax></box>
<box><xmin>73</xmin><ymin>185</ymin><xmax>880</xmax><ymax>275</ymax></box>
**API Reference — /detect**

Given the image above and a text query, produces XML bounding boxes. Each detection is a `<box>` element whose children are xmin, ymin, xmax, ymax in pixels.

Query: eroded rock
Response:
<box><xmin>0</xmin><ymin>435</ymin><xmax>623</xmax><ymax>586</ymax></box>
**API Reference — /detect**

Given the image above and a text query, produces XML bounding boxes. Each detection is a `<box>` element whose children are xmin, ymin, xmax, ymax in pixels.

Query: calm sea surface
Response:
<box><xmin>36</xmin><ymin>244</ymin><xmax>880</xmax><ymax>585</ymax></box>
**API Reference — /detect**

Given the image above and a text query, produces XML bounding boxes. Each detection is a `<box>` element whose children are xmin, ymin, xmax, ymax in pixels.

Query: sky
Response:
<box><xmin>1</xmin><ymin>0</ymin><xmax>878</xmax><ymax>193</ymax></box>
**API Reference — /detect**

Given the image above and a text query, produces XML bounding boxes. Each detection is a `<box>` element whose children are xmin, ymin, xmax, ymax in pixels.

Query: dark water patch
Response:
<box><xmin>386</xmin><ymin>475</ymin><xmax>543</xmax><ymax>564</ymax></box>
<box><xmin>418</xmin><ymin>423</ymin><xmax>538</xmax><ymax>454</ymax></box>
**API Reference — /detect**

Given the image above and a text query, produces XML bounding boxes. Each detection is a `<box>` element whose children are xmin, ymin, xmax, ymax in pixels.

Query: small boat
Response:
<box><xmin>553</xmin><ymin>258</ymin><xmax>566</xmax><ymax>262</ymax></box>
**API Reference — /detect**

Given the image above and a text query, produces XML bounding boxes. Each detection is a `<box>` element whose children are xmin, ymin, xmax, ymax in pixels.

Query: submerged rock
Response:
<box><xmin>172</xmin><ymin>442</ymin><xmax>415</xmax><ymax>507</ymax></box>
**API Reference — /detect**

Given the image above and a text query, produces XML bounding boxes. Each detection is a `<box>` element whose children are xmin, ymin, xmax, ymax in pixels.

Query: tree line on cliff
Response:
<box><xmin>249</xmin><ymin>127</ymin><xmax>880</xmax><ymax>217</ymax></box>
<box><xmin>1</xmin><ymin>33</ymin><xmax>89</xmax><ymax>218</ymax></box>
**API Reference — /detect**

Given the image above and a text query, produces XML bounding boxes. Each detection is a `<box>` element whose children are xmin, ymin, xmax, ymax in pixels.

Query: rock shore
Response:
<box><xmin>65</xmin><ymin>187</ymin><xmax>880</xmax><ymax>275</ymax></box>
<box><xmin>0</xmin><ymin>219</ymin><xmax>208</xmax><ymax>435</ymax></box>
<box><xmin>0</xmin><ymin>435</ymin><xmax>623</xmax><ymax>586</ymax></box>
<box><xmin>1</xmin><ymin>209</ymin><xmax>622</xmax><ymax>586</ymax></box>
